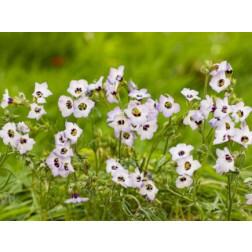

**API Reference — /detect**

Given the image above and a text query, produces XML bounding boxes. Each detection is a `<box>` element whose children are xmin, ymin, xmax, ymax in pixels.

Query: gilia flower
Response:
<box><xmin>46</xmin><ymin>152</ymin><xmax>62</xmax><ymax>177</ymax></box>
<box><xmin>214</xmin><ymin>97</ymin><xmax>231</xmax><ymax>119</ymax></box>
<box><xmin>210</xmin><ymin>61</ymin><xmax>232</xmax><ymax>76</ymax></box>
<box><xmin>88</xmin><ymin>76</ymin><xmax>104</xmax><ymax>92</ymax></box>
<box><xmin>192</xmin><ymin>110</ymin><xmax>204</xmax><ymax>125</ymax></box>
<box><xmin>27</xmin><ymin>103</ymin><xmax>46</xmax><ymax>120</ymax></box>
<box><xmin>139</xmin><ymin>180</ymin><xmax>158</xmax><ymax>201</ymax></box>
<box><xmin>169</xmin><ymin>143</ymin><xmax>194</xmax><ymax>161</ymax></box>
<box><xmin>115</xmin><ymin>130</ymin><xmax>136</xmax><ymax>147</ymax></box>
<box><xmin>105</xmin><ymin>82</ymin><xmax>119</xmax><ymax>104</ymax></box>
<box><xmin>108</xmin><ymin>114</ymin><xmax>131</xmax><ymax>134</ymax></box>
<box><xmin>67</xmin><ymin>79</ymin><xmax>88</xmax><ymax>98</ymax></box>
<box><xmin>129</xmin><ymin>89</ymin><xmax>151</xmax><ymax>101</ymax></box>
<box><xmin>213</xmin><ymin>129</ymin><xmax>235</xmax><ymax>145</ymax></box>
<box><xmin>106</xmin><ymin>158</ymin><xmax>124</xmax><ymax>175</ymax></box>
<box><xmin>200</xmin><ymin>95</ymin><xmax>216</xmax><ymax>119</ymax></box>
<box><xmin>176</xmin><ymin>155</ymin><xmax>201</xmax><ymax>176</ymax></box>
<box><xmin>58</xmin><ymin>95</ymin><xmax>74</xmax><ymax>117</ymax></box>
<box><xmin>157</xmin><ymin>95</ymin><xmax>180</xmax><ymax>118</ymax></box>
<box><xmin>73</xmin><ymin>96</ymin><xmax>95</xmax><ymax>118</ymax></box>
<box><xmin>245</xmin><ymin>194</ymin><xmax>252</xmax><ymax>205</ymax></box>
<box><xmin>137</xmin><ymin>119</ymin><xmax>158</xmax><ymax>140</ymax></box>
<box><xmin>129</xmin><ymin>167</ymin><xmax>144</xmax><ymax>188</ymax></box>
<box><xmin>59</xmin><ymin>158</ymin><xmax>75</xmax><ymax>178</ymax></box>
<box><xmin>176</xmin><ymin>175</ymin><xmax>193</xmax><ymax>189</ymax></box>
<box><xmin>17</xmin><ymin>122</ymin><xmax>30</xmax><ymax>133</ymax></box>
<box><xmin>16</xmin><ymin>134</ymin><xmax>35</xmax><ymax>154</ymax></box>
<box><xmin>231</xmin><ymin>102</ymin><xmax>252</xmax><ymax>123</ymax></box>
<box><xmin>213</xmin><ymin>147</ymin><xmax>235</xmax><ymax>175</ymax></box>
<box><xmin>64</xmin><ymin>122</ymin><xmax>83</xmax><ymax>144</ymax></box>
<box><xmin>128</xmin><ymin>80</ymin><xmax>138</xmax><ymax>92</ymax></box>
<box><xmin>183</xmin><ymin>110</ymin><xmax>198</xmax><ymax>130</ymax></box>
<box><xmin>1</xmin><ymin>89</ymin><xmax>13</xmax><ymax>109</ymax></box>
<box><xmin>181</xmin><ymin>88</ymin><xmax>201</xmax><ymax>101</ymax></box>
<box><xmin>64</xmin><ymin>193</ymin><xmax>89</xmax><ymax>204</ymax></box>
<box><xmin>209</xmin><ymin>72</ymin><xmax>231</xmax><ymax>93</ymax></box>
<box><xmin>55</xmin><ymin>131</ymin><xmax>69</xmax><ymax>146</ymax></box>
<box><xmin>233</xmin><ymin>122</ymin><xmax>252</xmax><ymax>148</ymax></box>
<box><xmin>124</xmin><ymin>101</ymin><xmax>149</xmax><ymax>125</ymax></box>
<box><xmin>0</xmin><ymin>122</ymin><xmax>20</xmax><ymax>147</ymax></box>
<box><xmin>112</xmin><ymin>169</ymin><xmax>130</xmax><ymax>188</ymax></box>
<box><xmin>108</xmin><ymin>66</ymin><xmax>124</xmax><ymax>84</ymax></box>
<box><xmin>54</xmin><ymin>142</ymin><xmax>74</xmax><ymax>158</ymax></box>
<box><xmin>107</xmin><ymin>107</ymin><xmax>123</xmax><ymax>122</ymax></box>
<box><xmin>32</xmin><ymin>82</ymin><xmax>52</xmax><ymax>103</ymax></box>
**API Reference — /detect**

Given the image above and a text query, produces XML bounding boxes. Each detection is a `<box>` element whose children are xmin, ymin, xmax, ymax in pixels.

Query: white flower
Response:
<box><xmin>129</xmin><ymin>167</ymin><xmax>144</xmax><ymax>188</ymax></box>
<box><xmin>128</xmin><ymin>80</ymin><xmax>138</xmax><ymax>92</ymax></box>
<box><xmin>107</xmin><ymin>107</ymin><xmax>123</xmax><ymax>122</ymax></box>
<box><xmin>73</xmin><ymin>96</ymin><xmax>95</xmax><ymax>118</ymax></box>
<box><xmin>53</xmin><ymin>142</ymin><xmax>74</xmax><ymax>158</ymax></box>
<box><xmin>108</xmin><ymin>114</ymin><xmax>131</xmax><ymax>134</ymax></box>
<box><xmin>64</xmin><ymin>122</ymin><xmax>83</xmax><ymax>144</ymax></box>
<box><xmin>124</xmin><ymin>101</ymin><xmax>149</xmax><ymax>125</ymax></box>
<box><xmin>59</xmin><ymin>157</ymin><xmax>75</xmax><ymax>178</ymax></box>
<box><xmin>67</xmin><ymin>79</ymin><xmax>88</xmax><ymax>98</ymax></box>
<box><xmin>216</xmin><ymin>116</ymin><xmax>235</xmax><ymax>132</ymax></box>
<box><xmin>231</xmin><ymin>102</ymin><xmax>252</xmax><ymax>123</ymax></box>
<box><xmin>209</xmin><ymin>72</ymin><xmax>231</xmax><ymax>93</ymax></box>
<box><xmin>0</xmin><ymin>122</ymin><xmax>20</xmax><ymax>147</ymax></box>
<box><xmin>213</xmin><ymin>129</ymin><xmax>235</xmax><ymax>145</ymax></box>
<box><xmin>64</xmin><ymin>194</ymin><xmax>89</xmax><ymax>204</ymax></box>
<box><xmin>54</xmin><ymin>131</ymin><xmax>69</xmax><ymax>146</ymax></box>
<box><xmin>27</xmin><ymin>103</ymin><xmax>46</xmax><ymax>120</ymax></box>
<box><xmin>105</xmin><ymin>82</ymin><xmax>119</xmax><ymax>104</ymax></box>
<box><xmin>144</xmin><ymin>98</ymin><xmax>159</xmax><ymax>120</ymax></box>
<box><xmin>46</xmin><ymin>152</ymin><xmax>62</xmax><ymax>177</ymax></box>
<box><xmin>213</xmin><ymin>147</ymin><xmax>235</xmax><ymax>175</ymax></box>
<box><xmin>15</xmin><ymin>134</ymin><xmax>35</xmax><ymax>154</ymax></box>
<box><xmin>1</xmin><ymin>89</ymin><xmax>13</xmax><ymax>109</ymax></box>
<box><xmin>106</xmin><ymin>158</ymin><xmax>124</xmax><ymax>175</ymax></box>
<box><xmin>58</xmin><ymin>95</ymin><xmax>74</xmax><ymax>117</ymax></box>
<box><xmin>169</xmin><ymin>143</ymin><xmax>194</xmax><ymax>161</ymax></box>
<box><xmin>183</xmin><ymin>110</ymin><xmax>198</xmax><ymax>130</ymax></box>
<box><xmin>157</xmin><ymin>95</ymin><xmax>180</xmax><ymax>118</ymax></box>
<box><xmin>129</xmin><ymin>88</ymin><xmax>151</xmax><ymax>101</ymax></box>
<box><xmin>176</xmin><ymin>155</ymin><xmax>201</xmax><ymax>176</ymax></box>
<box><xmin>112</xmin><ymin>169</ymin><xmax>130</xmax><ymax>188</ymax></box>
<box><xmin>139</xmin><ymin>180</ymin><xmax>158</xmax><ymax>201</ymax></box>
<box><xmin>214</xmin><ymin>97</ymin><xmax>231</xmax><ymax>119</ymax></box>
<box><xmin>32</xmin><ymin>82</ymin><xmax>52</xmax><ymax>103</ymax></box>
<box><xmin>115</xmin><ymin>130</ymin><xmax>136</xmax><ymax>147</ymax></box>
<box><xmin>210</xmin><ymin>61</ymin><xmax>232</xmax><ymax>76</ymax></box>
<box><xmin>137</xmin><ymin>119</ymin><xmax>158</xmax><ymax>140</ymax></box>
<box><xmin>108</xmin><ymin>66</ymin><xmax>124</xmax><ymax>84</ymax></box>
<box><xmin>88</xmin><ymin>76</ymin><xmax>104</xmax><ymax>92</ymax></box>
<box><xmin>245</xmin><ymin>194</ymin><xmax>252</xmax><ymax>205</ymax></box>
<box><xmin>181</xmin><ymin>88</ymin><xmax>201</xmax><ymax>101</ymax></box>
<box><xmin>176</xmin><ymin>175</ymin><xmax>193</xmax><ymax>189</ymax></box>
<box><xmin>200</xmin><ymin>95</ymin><xmax>215</xmax><ymax>119</ymax></box>
<box><xmin>233</xmin><ymin>122</ymin><xmax>252</xmax><ymax>148</ymax></box>
<box><xmin>17</xmin><ymin>122</ymin><xmax>30</xmax><ymax>133</ymax></box>
<box><xmin>192</xmin><ymin>110</ymin><xmax>204</xmax><ymax>125</ymax></box>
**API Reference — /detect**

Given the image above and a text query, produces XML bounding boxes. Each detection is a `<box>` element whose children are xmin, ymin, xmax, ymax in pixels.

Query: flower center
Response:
<box><xmin>222</xmin><ymin>106</ymin><xmax>228</xmax><ymax>113</ymax></box>
<box><xmin>184</xmin><ymin>161</ymin><xmax>191</xmax><ymax>170</ymax></box>
<box><xmin>143</xmin><ymin>124</ymin><xmax>150</xmax><ymax>131</ymax></box>
<box><xmin>180</xmin><ymin>177</ymin><xmax>186</xmax><ymax>182</ymax></box>
<box><xmin>225</xmin><ymin>123</ymin><xmax>231</xmax><ymax>130</ymax></box>
<box><xmin>75</xmin><ymin>87</ymin><xmax>82</xmax><ymax>94</ymax></box>
<box><xmin>112</xmin><ymin>165</ymin><xmax>118</xmax><ymax>170</ymax></box>
<box><xmin>7</xmin><ymin>129</ymin><xmax>15</xmax><ymax>138</ymax></box>
<box><xmin>146</xmin><ymin>184</ymin><xmax>153</xmax><ymax>191</ymax></box>
<box><xmin>132</xmin><ymin>108</ymin><xmax>141</xmax><ymax>117</ymax></box>
<box><xmin>34</xmin><ymin>107</ymin><xmax>41</xmax><ymax>113</ymax></box>
<box><xmin>78</xmin><ymin>103</ymin><xmax>87</xmax><ymax>111</ymax></box>
<box><xmin>226</xmin><ymin>69</ymin><xmax>232</xmax><ymax>74</ymax></box>
<box><xmin>116</xmin><ymin>75</ymin><xmax>123</xmax><ymax>82</ymax></box>
<box><xmin>165</xmin><ymin>101</ymin><xmax>172</xmax><ymax>109</ymax></box>
<box><xmin>64</xmin><ymin>163</ymin><xmax>69</xmax><ymax>170</ymax></box>
<box><xmin>178</xmin><ymin>150</ymin><xmax>185</xmax><ymax>156</ymax></box>
<box><xmin>241</xmin><ymin>136</ymin><xmax>249</xmax><ymax>143</ymax></box>
<box><xmin>225</xmin><ymin>154</ymin><xmax>233</xmax><ymax>163</ymax></box>
<box><xmin>72</xmin><ymin>193</ymin><xmax>79</xmax><ymax>199</ymax></box>
<box><xmin>61</xmin><ymin>148</ymin><xmax>68</xmax><ymax>155</ymax></box>
<box><xmin>71</xmin><ymin>128</ymin><xmax>77</xmax><ymax>136</ymax></box>
<box><xmin>123</xmin><ymin>132</ymin><xmax>130</xmax><ymax>139</ymax></box>
<box><xmin>218</xmin><ymin>79</ymin><xmax>225</xmax><ymax>87</ymax></box>
<box><xmin>236</xmin><ymin>110</ymin><xmax>244</xmax><ymax>118</ymax></box>
<box><xmin>117</xmin><ymin>120</ymin><xmax>125</xmax><ymax>125</ymax></box>
<box><xmin>117</xmin><ymin>176</ymin><xmax>125</xmax><ymax>182</ymax></box>
<box><xmin>136</xmin><ymin>176</ymin><xmax>141</xmax><ymax>182</ymax></box>
<box><xmin>54</xmin><ymin>158</ymin><xmax>60</xmax><ymax>168</ymax></box>
<box><xmin>36</xmin><ymin>91</ymin><xmax>43</xmax><ymax>98</ymax></box>
<box><xmin>20</xmin><ymin>137</ymin><xmax>27</xmax><ymax>144</ymax></box>
<box><xmin>66</xmin><ymin>100</ymin><xmax>73</xmax><ymax>109</ymax></box>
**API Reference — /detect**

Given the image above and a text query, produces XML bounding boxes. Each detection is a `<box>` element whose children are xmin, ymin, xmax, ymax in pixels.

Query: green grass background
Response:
<box><xmin>0</xmin><ymin>33</ymin><xmax>252</xmax><ymax>220</ymax></box>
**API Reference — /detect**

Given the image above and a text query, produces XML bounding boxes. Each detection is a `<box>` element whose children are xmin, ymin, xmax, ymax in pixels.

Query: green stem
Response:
<box><xmin>227</xmin><ymin>173</ymin><xmax>232</xmax><ymax>221</ymax></box>
<box><xmin>203</xmin><ymin>74</ymin><xmax>209</xmax><ymax>97</ymax></box>
<box><xmin>118</xmin><ymin>131</ymin><xmax>122</xmax><ymax>161</ymax></box>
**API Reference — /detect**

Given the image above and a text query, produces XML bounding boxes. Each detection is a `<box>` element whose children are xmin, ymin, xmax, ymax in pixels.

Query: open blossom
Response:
<box><xmin>32</xmin><ymin>82</ymin><xmax>52</xmax><ymax>103</ymax></box>
<box><xmin>139</xmin><ymin>180</ymin><xmax>158</xmax><ymax>201</ymax></box>
<box><xmin>55</xmin><ymin>131</ymin><xmax>69</xmax><ymax>146</ymax></box>
<box><xmin>105</xmin><ymin>82</ymin><xmax>119</xmax><ymax>104</ymax></box>
<box><xmin>183</xmin><ymin>110</ymin><xmax>198</xmax><ymax>130</ymax></box>
<box><xmin>233</xmin><ymin>122</ymin><xmax>252</xmax><ymax>148</ymax></box>
<box><xmin>210</xmin><ymin>61</ymin><xmax>232</xmax><ymax>76</ymax></box>
<box><xmin>231</xmin><ymin>102</ymin><xmax>252</xmax><ymax>123</ymax></box>
<box><xmin>73</xmin><ymin>96</ymin><xmax>95</xmax><ymax>118</ymax></box>
<box><xmin>209</xmin><ymin>72</ymin><xmax>231</xmax><ymax>93</ymax></box>
<box><xmin>137</xmin><ymin>119</ymin><xmax>158</xmax><ymax>140</ymax></box>
<box><xmin>129</xmin><ymin>167</ymin><xmax>144</xmax><ymax>188</ymax></box>
<box><xmin>200</xmin><ymin>95</ymin><xmax>215</xmax><ymax>119</ymax></box>
<box><xmin>1</xmin><ymin>89</ymin><xmax>13</xmax><ymax>109</ymax></box>
<box><xmin>16</xmin><ymin>134</ymin><xmax>35</xmax><ymax>154</ymax></box>
<box><xmin>64</xmin><ymin>122</ymin><xmax>83</xmax><ymax>144</ymax></box>
<box><xmin>106</xmin><ymin>158</ymin><xmax>124</xmax><ymax>175</ymax></box>
<box><xmin>157</xmin><ymin>95</ymin><xmax>180</xmax><ymax>118</ymax></box>
<box><xmin>108</xmin><ymin>66</ymin><xmax>124</xmax><ymax>84</ymax></box>
<box><xmin>58</xmin><ymin>95</ymin><xmax>74</xmax><ymax>117</ymax></box>
<box><xmin>112</xmin><ymin>168</ymin><xmax>130</xmax><ymax>188</ymax></box>
<box><xmin>176</xmin><ymin>155</ymin><xmax>201</xmax><ymax>176</ymax></box>
<box><xmin>245</xmin><ymin>194</ymin><xmax>252</xmax><ymax>205</ymax></box>
<box><xmin>46</xmin><ymin>152</ymin><xmax>63</xmax><ymax>177</ymax></box>
<box><xmin>53</xmin><ymin>142</ymin><xmax>74</xmax><ymax>158</ymax></box>
<box><xmin>129</xmin><ymin>89</ymin><xmax>151</xmax><ymax>101</ymax></box>
<box><xmin>128</xmin><ymin>80</ymin><xmax>138</xmax><ymax>92</ymax></box>
<box><xmin>67</xmin><ymin>79</ymin><xmax>88</xmax><ymax>98</ymax></box>
<box><xmin>17</xmin><ymin>122</ymin><xmax>30</xmax><ymax>133</ymax></box>
<box><xmin>88</xmin><ymin>76</ymin><xmax>104</xmax><ymax>92</ymax></box>
<box><xmin>169</xmin><ymin>143</ymin><xmax>194</xmax><ymax>161</ymax></box>
<box><xmin>59</xmin><ymin>158</ymin><xmax>75</xmax><ymax>178</ymax></box>
<box><xmin>0</xmin><ymin>122</ymin><xmax>20</xmax><ymax>147</ymax></box>
<box><xmin>214</xmin><ymin>97</ymin><xmax>231</xmax><ymax>119</ymax></box>
<box><xmin>213</xmin><ymin>128</ymin><xmax>235</xmax><ymax>145</ymax></box>
<box><xmin>64</xmin><ymin>193</ymin><xmax>89</xmax><ymax>204</ymax></box>
<box><xmin>124</xmin><ymin>101</ymin><xmax>149</xmax><ymax>125</ymax></box>
<box><xmin>181</xmin><ymin>88</ymin><xmax>201</xmax><ymax>101</ymax></box>
<box><xmin>27</xmin><ymin>103</ymin><xmax>46</xmax><ymax>120</ymax></box>
<box><xmin>115</xmin><ymin>130</ymin><xmax>136</xmax><ymax>147</ymax></box>
<box><xmin>176</xmin><ymin>175</ymin><xmax>193</xmax><ymax>189</ymax></box>
<box><xmin>192</xmin><ymin>110</ymin><xmax>204</xmax><ymax>125</ymax></box>
<box><xmin>214</xmin><ymin>147</ymin><xmax>235</xmax><ymax>175</ymax></box>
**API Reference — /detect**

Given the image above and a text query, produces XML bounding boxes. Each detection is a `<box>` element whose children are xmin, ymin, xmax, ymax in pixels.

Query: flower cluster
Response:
<box><xmin>169</xmin><ymin>143</ymin><xmax>201</xmax><ymax>188</ymax></box>
<box><xmin>46</xmin><ymin>122</ymin><xmax>82</xmax><ymax>178</ymax></box>
<box><xmin>106</xmin><ymin>158</ymin><xmax>158</xmax><ymax>201</ymax></box>
<box><xmin>58</xmin><ymin>78</ymin><xmax>100</xmax><ymax>118</ymax></box>
<box><xmin>0</xmin><ymin>121</ymin><xmax>35</xmax><ymax>154</ymax></box>
<box><xmin>1</xmin><ymin>89</ymin><xmax>14</xmax><ymax>109</ymax></box>
<box><xmin>28</xmin><ymin>82</ymin><xmax>52</xmax><ymax>120</ymax></box>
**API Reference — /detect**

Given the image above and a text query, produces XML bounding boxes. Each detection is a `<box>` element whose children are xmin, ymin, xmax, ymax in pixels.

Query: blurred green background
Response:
<box><xmin>0</xmin><ymin>33</ymin><xmax>252</xmax><ymax>220</ymax></box>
